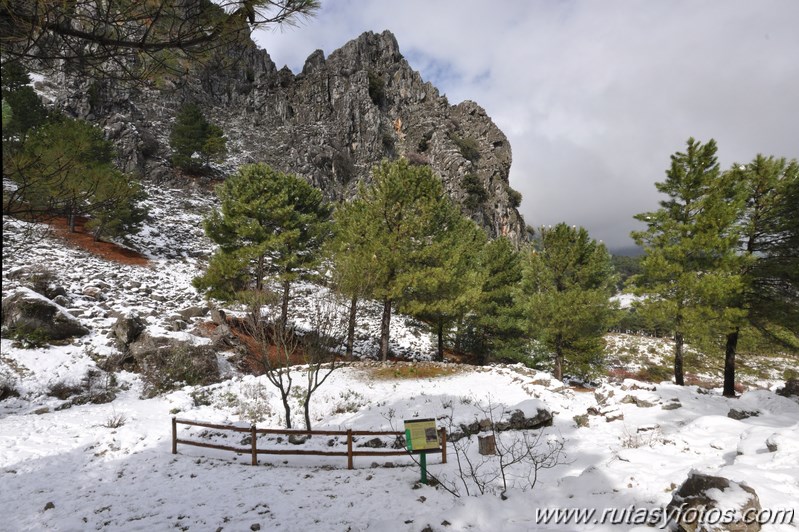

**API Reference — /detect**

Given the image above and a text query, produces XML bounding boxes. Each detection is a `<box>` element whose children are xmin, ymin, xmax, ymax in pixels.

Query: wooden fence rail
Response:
<box><xmin>171</xmin><ymin>417</ymin><xmax>447</xmax><ymax>469</ymax></box>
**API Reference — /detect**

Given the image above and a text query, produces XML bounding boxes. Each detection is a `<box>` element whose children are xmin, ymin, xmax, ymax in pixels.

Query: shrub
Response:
<box><xmin>103</xmin><ymin>412</ymin><xmax>127</xmax><ymax>428</ymax></box>
<box><xmin>1</xmin><ymin>377</ymin><xmax>20</xmax><ymax>401</ymax></box>
<box><xmin>140</xmin><ymin>344</ymin><xmax>220</xmax><ymax>397</ymax></box>
<box><xmin>10</xmin><ymin>326</ymin><xmax>51</xmax><ymax>349</ymax></box>
<box><xmin>48</xmin><ymin>380</ymin><xmax>83</xmax><ymax>400</ymax></box>
<box><xmin>367</xmin><ymin>70</ymin><xmax>386</xmax><ymax>107</ymax></box>
<box><xmin>508</xmin><ymin>188</ymin><xmax>522</xmax><ymax>208</ymax></box>
<box><xmin>417</xmin><ymin>131</ymin><xmax>433</xmax><ymax>152</ymax></box>
<box><xmin>462</xmin><ymin>173</ymin><xmax>488</xmax><ymax>209</ymax></box>
<box><xmin>451</xmin><ymin>135</ymin><xmax>481</xmax><ymax>162</ymax></box>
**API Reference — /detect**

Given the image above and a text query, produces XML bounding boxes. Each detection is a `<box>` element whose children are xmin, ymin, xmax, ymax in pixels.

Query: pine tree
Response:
<box><xmin>169</xmin><ymin>103</ymin><xmax>226</xmax><ymax>172</ymax></box>
<box><xmin>462</xmin><ymin>237</ymin><xmax>525</xmax><ymax>364</ymax></box>
<box><xmin>194</xmin><ymin>163</ymin><xmax>332</xmax><ymax>326</ymax></box>
<box><xmin>518</xmin><ymin>224</ymin><xmax>616</xmax><ymax>380</ymax></box>
<box><xmin>337</xmin><ymin>159</ymin><xmax>464</xmax><ymax>361</ymax></box>
<box><xmin>1</xmin><ymin>62</ymin><xmax>48</xmax><ymax>145</ymax></box>
<box><xmin>720</xmin><ymin>155</ymin><xmax>799</xmax><ymax>396</ymax></box>
<box><xmin>85</xmin><ymin>175</ymin><xmax>148</xmax><ymax>242</ymax></box>
<box><xmin>399</xmin><ymin>213</ymin><xmax>487</xmax><ymax>361</ymax></box>
<box><xmin>4</xmin><ymin>116</ymin><xmax>148</xmax><ymax>235</ymax></box>
<box><xmin>631</xmin><ymin>138</ymin><xmax>743</xmax><ymax>386</ymax></box>
<box><xmin>327</xmin><ymin>200</ymin><xmax>380</xmax><ymax>359</ymax></box>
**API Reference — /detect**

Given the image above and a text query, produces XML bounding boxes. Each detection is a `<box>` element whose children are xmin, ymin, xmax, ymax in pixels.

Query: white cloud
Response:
<box><xmin>256</xmin><ymin>0</ymin><xmax>799</xmax><ymax>249</ymax></box>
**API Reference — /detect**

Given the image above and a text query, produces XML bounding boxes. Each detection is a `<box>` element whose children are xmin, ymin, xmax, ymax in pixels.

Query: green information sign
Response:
<box><xmin>404</xmin><ymin>418</ymin><xmax>440</xmax><ymax>451</ymax></box>
<box><xmin>404</xmin><ymin>418</ymin><xmax>440</xmax><ymax>485</ymax></box>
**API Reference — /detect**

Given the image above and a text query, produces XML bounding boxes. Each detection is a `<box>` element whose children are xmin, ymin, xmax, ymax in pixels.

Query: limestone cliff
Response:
<box><xmin>39</xmin><ymin>30</ymin><xmax>526</xmax><ymax>242</ymax></box>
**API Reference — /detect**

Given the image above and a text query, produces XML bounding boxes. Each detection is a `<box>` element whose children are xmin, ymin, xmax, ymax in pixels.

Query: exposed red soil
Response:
<box><xmin>49</xmin><ymin>216</ymin><xmax>149</xmax><ymax>266</ymax></box>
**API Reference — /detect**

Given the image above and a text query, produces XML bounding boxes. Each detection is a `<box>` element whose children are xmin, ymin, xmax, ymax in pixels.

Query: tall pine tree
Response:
<box><xmin>631</xmin><ymin>138</ymin><xmax>743</xmax><ymax>385</ymax></box>
<box><xmin>399</xmin><ymin>213</ymin><xmax>487</xmax><ymax>361</ymax></box>
<box><xmin>462</xmin><ymin>237</ymin><xmax>525</xmax><ymax>364</ymax></box>
<box><xmin>720</xmin><ymin>155</ymin><xmax>799</xmax><ymax>396</ymax></box>
<box><xmin>169</xmin><ymin>103</ymin><xmax>227</xmax><ymax>172</ymax></box>
<box><xmin>194</xmin><ymin>163</ymin><xmax>332</xmax><ymax>325</ymax></box>
<box><xmin>336</xmin><ymin>159</ymin><xmax>465</xmax><ymax>361</ymax></box>
<box><xmin>518</xmin><ymin>224</ymin><xmax>616</xmax><ymax>380</ymax></box>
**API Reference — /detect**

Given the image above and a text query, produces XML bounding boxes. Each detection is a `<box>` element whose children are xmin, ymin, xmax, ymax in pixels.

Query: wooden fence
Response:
<box><xmin>171</xmin><ymin>417</ymin><xmax>447</xmax><ymax>469</ymax></box>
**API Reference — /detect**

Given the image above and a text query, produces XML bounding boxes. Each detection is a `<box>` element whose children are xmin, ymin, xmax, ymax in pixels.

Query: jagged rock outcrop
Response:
<box><xmin>42</xmin><ymin>30</ymin><xmax>526</xmax><ymax>242</ymax></box>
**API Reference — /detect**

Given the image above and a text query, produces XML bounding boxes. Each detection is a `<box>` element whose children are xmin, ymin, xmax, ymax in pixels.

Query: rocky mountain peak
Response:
<box><xmin>44</xmin><ymin>29</ymin><xmax>527</xmax><ymax>243</ymax></box>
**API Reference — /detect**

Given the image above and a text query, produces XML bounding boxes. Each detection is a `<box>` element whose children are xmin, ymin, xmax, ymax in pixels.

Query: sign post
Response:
<box><xmin>404</xmin><ymin>418</ymin><xmax>440</xmax><ymax>485</ymax></box>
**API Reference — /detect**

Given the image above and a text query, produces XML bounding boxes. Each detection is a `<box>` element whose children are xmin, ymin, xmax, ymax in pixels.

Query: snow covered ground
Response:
<box><xmin>2</xmin><ymin>182</ymin><xmax>798</xmax><ymax>531</ymax></box>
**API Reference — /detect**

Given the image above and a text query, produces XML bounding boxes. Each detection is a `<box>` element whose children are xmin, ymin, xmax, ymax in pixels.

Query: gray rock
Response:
<box><xmin>1</xmin><ymin>288</ymin><xmax>89</xmax><ymax>340</ymax></box>
<box><xmin>288</xmin><ymin>434</ymin><xmax>309</xmax><ymax>445</ymax></box>
<box><xmin>358</xmin><ymin>437</ymin><xmax>386</xmax><ymax>448</ymax></box>
<box><xmin>667</xmin><ymin>472</ymin><xmax>761</xmax><ymax>532</ymax></box>
<box><xmin>178</xmin><ymin>306</ymin><xmax>209</xmax><ymax>321</ymax></box>
<box><xmin>112</xmin><ymin>313</ymin><xmax>146</xmax><ymax>347</ymax></box>
<box><xmin>211</xmin><ymin>308</ymin><xmax>227</xmax><ymax>325</ymax></box>
<box><xmin>728</xmin><ymin>409</ymin><xmax>760</xmax><ymax>420</ymax></box>
<box><xmin>82</xmin><ymin>286</ymin><xmax>104</xmax><ymax>300</ymax></box>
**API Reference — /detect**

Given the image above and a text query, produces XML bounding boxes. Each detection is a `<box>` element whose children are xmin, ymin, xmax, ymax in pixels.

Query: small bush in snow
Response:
<box><xmin>47</xmin><ymin>380</ymin><xmax>83</xmax><ymax>400</ymax></box>
<box><xmin>1</xmin><ymin>376</ymin><xmax>20</xmax><ymax>401</ymax></box>
<box><xmin>103</xmin><ymin>412</ymin><xmax>127</xmax><ymax>429</ymax></box>
<box><xmin>237</xmin><ymin>381</ymin><xmax>273</xmax><ymax>424</ymax></box>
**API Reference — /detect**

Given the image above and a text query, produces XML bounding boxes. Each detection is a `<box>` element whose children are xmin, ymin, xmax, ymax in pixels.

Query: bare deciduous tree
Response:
<box><xmin>440</xmin><ymin>397</ymin><xmax>567</xmax><ymax>498</ymax></box>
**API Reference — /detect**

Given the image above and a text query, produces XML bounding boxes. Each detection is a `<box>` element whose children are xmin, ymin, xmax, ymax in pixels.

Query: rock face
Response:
<box><xmin>47</xmin><ymin>30</ymin><xmax>526</xmax><ymax>242</ymax></box>
<box><xmin>1</xmin><ymin>288</ymin><xmax>89</xmax><ymax>340</ymax></box>
<box><xmin>667</xmin><ymin>473</ymin><xmax>762</xmax><ymax>532</ymax></box>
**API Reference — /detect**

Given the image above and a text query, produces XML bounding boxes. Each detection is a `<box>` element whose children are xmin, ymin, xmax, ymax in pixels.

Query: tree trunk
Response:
<box><xmin>281</xmin><ymin>394</ymin><xmax>292</xmax><ymax>429</ymax></box>
<box><xmin>437</xmin><ymin>318</ymin><xmax>444</xmax><ymax>362</ymax></box>
<box><xmin>68</xmin><ymin>209</ymin><xmax>76</xmax><ymax>233</ymax></box>
<box><xmin>554</xmin><ymin>333</ymin><xmax>563</xmax><ymax>381</ymax></box>
<box><xmin>379</xmin><ymin>297</ymin><xmax>392</xmax><ymax>361</ymax></box>
<box><xmin>280</xmin><ymin>279</ymin><xmax>290</xmax><ymax>330</ymax></box>
<box><xmin>304</xmin><ymin>393</ymin><xmax>312</xmax><ymax>430</ymax></box>
<box><xmin>674</xmin><ymin>332</ymin><xmax>685</xmax><ymax>386</ymax></box>
<box><xmin>723</xmin><ymin>328</ymin><xmax>739</xmax><ymax>397</ymax></box>
<box><xmin>346</xmin><ymin>295</ymin><xmax>357</xmax><ymax>361</ymax></box>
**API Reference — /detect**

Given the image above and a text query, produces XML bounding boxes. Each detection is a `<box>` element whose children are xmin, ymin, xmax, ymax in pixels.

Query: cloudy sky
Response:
<box><xmin>255</xmin><ymin>0</ymin><xmax>799</xmax><ymax>251</ymax></box>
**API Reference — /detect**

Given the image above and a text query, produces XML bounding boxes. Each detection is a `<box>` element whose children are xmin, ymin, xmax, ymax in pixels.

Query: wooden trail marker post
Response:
<box><xmin>404</xmin><ymin>418</ymin><xmax>440</xmax><ymax>485</ymax></box>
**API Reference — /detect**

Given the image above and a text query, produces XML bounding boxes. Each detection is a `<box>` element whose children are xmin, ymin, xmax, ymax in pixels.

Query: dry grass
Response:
<box><xmin>363</xmin><ymin>362</ymin><xmax>464</xmax><ymax>380</ymax></box>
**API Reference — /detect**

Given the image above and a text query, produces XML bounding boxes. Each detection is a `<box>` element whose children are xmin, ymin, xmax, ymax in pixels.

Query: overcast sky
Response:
<box><xmin>255</xmin><ymin>0</ymin><xmax>799</xmax><ymax>251</ymax></box>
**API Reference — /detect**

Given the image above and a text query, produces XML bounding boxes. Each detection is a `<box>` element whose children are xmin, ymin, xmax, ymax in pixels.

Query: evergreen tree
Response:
<box><xmin>1</xmin><ymin>62</ymin><xmax>48</xmax><ymax>145</ymax></box>
<box><xmin>85</xmin><ymin>176</ymin><xmax>148</xmax><ymax>242</ymax></box>
<box><xmin>338</xmin><ymin>159</ymin><xmax>463</xmax><ymax>361</ymax></box>
<box><xmin>399</xmin><ymin>213</ymin><xmax>487</xmax><ymax>361</ymax></box>
<box><xmin>194</xmin><ymin>163</ymin><xmax>332</xmax><ymax>326</ymax></box>
<box><xmin>720</xmin><ymin>155</ymin><xmax>799</xmax><ymax>396</ymax></box>
<box><xmin>462</xmin><ymin>237</ymin><xmax>525</xmax><ymax>364</ymax></box>
<box><xmin>4</xmin><ymin>116</ymin><xmax>148</xmax><ymax>235</ymax></box>
<box><xmin>631</xmin><ymin>138</ymin><xmax>743</xmax><ymax>385</ymax></box>
<box><xmin>518</xmin><ymin>224</ymin><xmax>616</xmax><ymax>380</ymax></box>
<box><xmin>169</xmin><ymin>103</ymin><xmax>227</xmax><ymax>172</ymax></box>
<box><xmin>2</xmin><ymin>1</ymin><xmax>320</xmax><ymax>82</ymax></box>
<box><xmin>327</xmin><ymin>200</ymin><xmax>380</xmax><ymax>359</ymax></box>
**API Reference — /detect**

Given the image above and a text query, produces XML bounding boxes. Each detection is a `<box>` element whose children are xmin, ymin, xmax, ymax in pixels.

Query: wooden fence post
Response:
<box><xmin>251</xmin><ymin>425</ymin><xmax>257</xmax><ymax>466</ymax></box>
<box><xmin>172</xmin><ymin>417</ymin><xmax>177</xmax><ymax>454</ymax></box>
<box><xmin>347</xmin><ymin>429</ymin><xmax>353</xmax><ymax>470</ymax></box>
<box><xmin>440</xmin><ymin>428</ymin><xmax>447</xmax><ymax>464</ymax></box>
